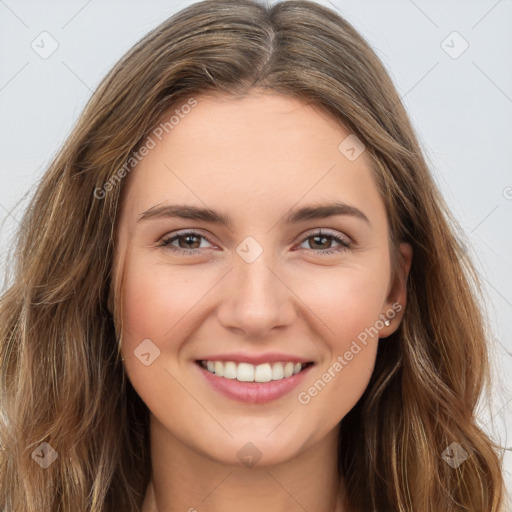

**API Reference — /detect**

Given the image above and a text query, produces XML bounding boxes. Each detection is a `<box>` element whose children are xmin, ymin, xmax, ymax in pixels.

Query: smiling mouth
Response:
<box><xmin>196</xmin><ymin>360</ymin><xmax>314</xmax><ymax>383</ymax></box>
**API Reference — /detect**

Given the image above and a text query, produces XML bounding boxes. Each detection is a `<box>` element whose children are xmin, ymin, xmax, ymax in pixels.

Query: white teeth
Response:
<box><xmin>201</xmin><ymin>360</ymin><xmax>309</xmax><ymax>382</ymax></box>
<box><xmin>214</xmin><ymin>361</ymin><xmax>224</xmax><ymax>377</ymax></box>
<box><xmin>254</xmin><ymin>363</ymin><xmax>272</xmax><ymax>382</ymax></box>
<box><xmin>237</xmin><ymin>362</ymin><xmax>254</xmax><ymax>382</ymax></box>
<box><xmin>283</xmin><ymin>362</ymin><xmax>294</xmax><ymax>378</ymax></box>
<box><xmin>271</xmin><ymin>362</ymin><xmax>284</xmax><ymax>380</ymax></box>
<box><xmin>223</xmin><ymin>361</ymin><xmax>237</xmax><ymax>379</ymax></box>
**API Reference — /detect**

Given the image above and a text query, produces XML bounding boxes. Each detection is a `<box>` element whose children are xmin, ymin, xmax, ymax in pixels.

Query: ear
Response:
<box><xmin>379</xmin><ymin>242</ymin><xmax>413</xmax><ymax>338</ymax></box>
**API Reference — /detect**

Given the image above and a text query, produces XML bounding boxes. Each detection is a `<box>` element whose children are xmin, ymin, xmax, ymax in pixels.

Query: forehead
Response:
<box><xmin>120</xmin><ymin>91</ymin><xmax>385</xmax><ymax>226</ymax></box>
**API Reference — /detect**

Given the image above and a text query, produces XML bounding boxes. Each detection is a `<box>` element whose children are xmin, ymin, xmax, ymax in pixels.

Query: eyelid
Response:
<box><xmin>160</xmin><ymin>229</ymin><xmax>219</xmax><ymax>248</ymax></box>
<box><xmin>159</xmin><ymin>227</ymin><xmax>352</xmax><ymax>256</ymax></box>
<box><xmin>299</xmin><ymin>228</ymin><xmax>351</xmax><ymax>245</ymax></box>
<box><xmin>159</xmin><ymin>228</ymin><xmax>351</xmax><ymax>245</ymax></box>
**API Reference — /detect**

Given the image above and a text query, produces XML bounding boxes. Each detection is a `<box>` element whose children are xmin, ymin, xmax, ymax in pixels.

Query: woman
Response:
<box><xmin>0</xmin><ymin>0</ymin><xmax>505</xmax><ymax>510</ymax></box>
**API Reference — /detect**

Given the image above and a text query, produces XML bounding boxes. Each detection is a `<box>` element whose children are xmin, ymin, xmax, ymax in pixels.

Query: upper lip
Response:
<box><xmin>196</xmin><ymin>352</ymin><xmax>314</xmax><ymax>365</ymax></box>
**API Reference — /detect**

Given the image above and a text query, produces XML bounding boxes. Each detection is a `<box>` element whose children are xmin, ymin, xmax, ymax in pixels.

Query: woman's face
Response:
<box><xmin>113</xmin><ymin>91</ymin><xmax>411</xmax><ymax>467</ymax></box>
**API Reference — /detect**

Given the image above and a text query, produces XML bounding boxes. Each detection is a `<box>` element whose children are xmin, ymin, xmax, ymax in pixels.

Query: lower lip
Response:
<box><xmin>195</xmin><ymin>362</ymin><xmax>314</xmax><ymax>404</ymax></box>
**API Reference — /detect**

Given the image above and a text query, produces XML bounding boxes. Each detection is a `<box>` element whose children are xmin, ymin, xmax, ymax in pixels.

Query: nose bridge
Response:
<box><xmin>216</xmin><ymin>241</ymin><xmax>295</xmax><ymax>336</ymax></box>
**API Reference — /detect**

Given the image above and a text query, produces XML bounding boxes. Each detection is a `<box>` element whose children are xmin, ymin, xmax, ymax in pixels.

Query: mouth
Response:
<box><xmin>196</xmin><ymin>359</ymin><xmax>314</xmax><ymax>383</ymax></box>
<box><xmin>194</xmin><ymin>359</ymin><xmax>315</xmax><ymax>404</ymax></box>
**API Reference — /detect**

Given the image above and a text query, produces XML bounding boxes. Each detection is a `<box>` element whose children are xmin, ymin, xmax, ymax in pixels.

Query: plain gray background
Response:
<box><xmin>0</xmin><ymin>0</ymin><xmax>511</xmax><ymax>500</ymax></box>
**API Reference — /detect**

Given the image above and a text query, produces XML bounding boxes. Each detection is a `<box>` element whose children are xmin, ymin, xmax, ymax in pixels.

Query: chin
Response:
<box><xmin>207</xmin><ymin>434</ymin><xmax>307</xmax><ymax>469</ymax></box>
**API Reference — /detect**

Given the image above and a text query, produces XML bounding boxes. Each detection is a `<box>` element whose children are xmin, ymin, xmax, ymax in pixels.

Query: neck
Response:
<box><xmin>141</xmin><ymin>414</ymin><xmax>345</xmax><ymax>512</ymax></box>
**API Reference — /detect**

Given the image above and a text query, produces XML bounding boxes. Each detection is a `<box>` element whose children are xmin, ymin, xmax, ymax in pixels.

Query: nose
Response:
<box><xmin>216</xmin><ymin>249</ymin><xmax>297</xmax><ymax>339</ymax></box>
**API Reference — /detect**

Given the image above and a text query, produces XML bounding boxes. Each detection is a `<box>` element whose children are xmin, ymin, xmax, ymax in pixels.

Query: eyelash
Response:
<box><xmin>159</xmin><ymin>229</ymin><xmax>351</xmax><ymax>256</ymax></box>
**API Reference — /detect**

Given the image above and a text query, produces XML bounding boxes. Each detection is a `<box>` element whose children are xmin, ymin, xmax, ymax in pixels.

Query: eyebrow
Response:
<box><xmin>138</xmin><ymin>202</ymin><xmax>370</xmax><ymax>226</ymax></box>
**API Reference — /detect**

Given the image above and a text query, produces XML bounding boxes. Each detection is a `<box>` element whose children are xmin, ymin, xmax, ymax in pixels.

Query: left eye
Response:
<box><xmin>160</xmin><ymin>230</ymin><xmax>351</xmax><ymax>256</ymax></box>
<box><xmin>297</xmin><ymin>230</ymin><xmax>351</xmax><ymax>254</ymax></box>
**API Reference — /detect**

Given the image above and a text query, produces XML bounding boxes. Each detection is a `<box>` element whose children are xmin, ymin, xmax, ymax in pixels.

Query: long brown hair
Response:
<box><xmin>0</xmin><ymin>1</ymin><xmax>505</xmax><ymax>510</ymax></box>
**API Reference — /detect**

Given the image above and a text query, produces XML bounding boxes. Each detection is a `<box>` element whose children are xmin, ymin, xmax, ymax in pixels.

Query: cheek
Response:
<box><xmin>294</xmin><ymin>264</ymin><xmax>389</xmax><ymax>346</ymax></box>
<box><xmin>295</xmin><ymin>284</ymin><xmax>382</xmax><ymax>425</ymax></box>
<box><xmin>291</xmin><ymin>265</ymin><xmax>386</xmax><ymax>412</ymax></box>
<box><xmin>120</xmin><ymin>258</ymin><xmax>210</xmax><ymax>342</ymax></box>
<box><xmin>119</xmin><ymin>259</ymin><xmax>206</xmax><ymax>416</ymax></box>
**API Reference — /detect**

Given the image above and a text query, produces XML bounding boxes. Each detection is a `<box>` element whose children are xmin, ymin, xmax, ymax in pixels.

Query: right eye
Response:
<box><xmin>160</xmin><ymin>231</ymin><xmax>215</xmax><ymax>255</ymax></box>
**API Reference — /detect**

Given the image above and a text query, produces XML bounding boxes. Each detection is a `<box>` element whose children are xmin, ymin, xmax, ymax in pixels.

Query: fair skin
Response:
<box><xmin>112</xmin><ymin>91</ymin><xmax>412</xmax><ymax>512</ymax></box>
